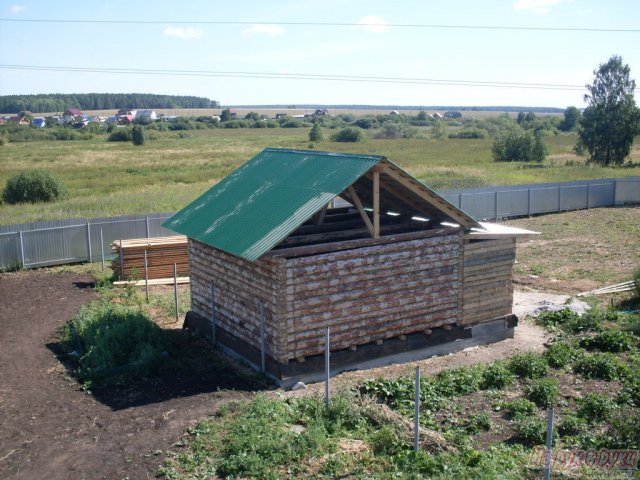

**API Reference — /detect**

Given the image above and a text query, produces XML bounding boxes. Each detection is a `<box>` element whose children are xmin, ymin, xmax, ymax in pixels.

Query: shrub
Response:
<box><xmin>557</xmin><ymin>415</ymin><xmax>588</xmax><ymax>437</ymax></box>
<box><xmin>544</xmin><ymin>341</ymin><xmax>581</xmax><ymax>368</ymax></box>
<box><xmin>535</xmin><ymin>308</ymin><xmax>580</xmax><ymax>329</ymax></box>
<box><xmin>107</xmin><ymin>129</ymin><xmax>131</xmax><ymax>142</ymax></box>
<box><xmin>331</xmin><ymin>127</ymin><xmax>364</xmax><ymax>142</ymax></box>
<box><xmin>502</xmin><ymin>398</ymin><xmax>537</xmax><ymax>420</ymax></box>
<box><xmin>508</xmin><ymin>352</ymin><xmax>549</xmax><ymax>379</ymax></box>
<box><xmin>374</xmin><ymin>123</ymin><xmax>417</xmax><ymax>139</ymax></box>
<box><xmin>573</xmin><ymin>353</ymin><xmax>626</xmax><ymax>380</ymax></box>
<box><xmin>464</xmin><ymin>412</ymin><xmax>492</xmax><ymax>434</ymax></box>
<box><xmin>60</xmin><ymin>301</ymin><xmax>170</xmax><ymax>388</ymax></box>
<box><xmin>448</xmin><ymin>129</ymin><xmax>485</xmax><ymax>139</ymax></box>
<box><xmin>525</xmin><ymin>378</ymin><xmax>559</xmax><ymax>407</ymax></box>
<box><xmin>252</xmin><ymin>120</ymin><xmax>279</xmax><ymax>128</ymax></box>
<box><xmin>580</xmin><ymin>330</ymin><xmax>633</xmax><ymax>352</ymax></box>
<box><xmin>492</xmin><ymin>127</ymin><xmax>546</xmax><ymax>162</ymax></box>
<box><xmin>634</xmin><ymin>267</ymin><xmax>640</xmax><ymax>298</ymax></box>
<box><xmin>605</xmin><ymin>407</ymin><xmax>640</xmax><ymax>449</ymax></box>
<box><xmin>308</xmin><ymin>123</ymin><xmax>324</xmax><ymax>142</ymax></box>
<box><xmin>513</xmin><ymin>416</ymin><xmax>548</xmax><ymax>446</ymax></box>
<box><xmin>481</xmin><ymin>361</ymin><xmax>515</xmax><ymax>389</ymax></box>
<box><xmin>577</xmin><ymin>392</ymin><xmax>616</xmax><ymax>422</ymax></box>
<box><xmin>2</xmin><ymin>170</ymin><xmax>65</xmax><ymax>204</ymax></box>
<box><xmin>280</xmin><ymin>119</ymin><xmax>307</xmax><ymax>128</ymax></box>
<box><xmin>434</xmin><ymin>365</ymin><xmax>483</xmax><ymax>397</ymax></box>
<box><xmin>131</xmin><ymin>125</ymin><xmax>146</xmax><ymax>146</ymax></box>
<box><xmin>353</xmin><ymin>117</ymin><xmax>379</xmax><ymax>129</ymax></box>
<box><xmin>616</xmin><ymin>377</ymin><xmax>640</xmax><ymax>407</ymax></box>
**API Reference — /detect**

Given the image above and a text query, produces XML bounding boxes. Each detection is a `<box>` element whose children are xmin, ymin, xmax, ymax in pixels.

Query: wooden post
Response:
<box><xmin>543</xmin><ymin>408</ymin><xmax>554</xmax><ymax>480</ymax></box>
<box><xmin>100</xmin><ymin>228</ymin><xmax>105</xmax><ymax>271</ymax></box>
<box><xmin>259</xmin><ymin>301</ymin><xmax>266</xmax><ymax>373</ymax></box>
<box><xmin>373</xmin><ymin>168</ymin><xmax>380</xmax><ymax>239</ymax></box>
<box><xmin>144</xmin><ymin>250</ymin><xmax>149</xmax><ymax>303</ymax></box>
<box><xmin>119</xmin><ymin>238</ymin><xmax>124</xmax><ymax>280</ymax></box>
<box><xmin>173</xmin><ymin>263</ymin><xmax>178</xmax><ymax>321</ymax></box>
<box><xmin>346</xmin><ymin>185</ymin><xmax>374</xmax><ymax>238</ymax></box>
<box><xmin>325</xmin><ymin>326</ymin><xmax>331</xmax><ymax>409</ymax></box>
<box><xmin>210</xmin><ymin>283</ymin><xmax>216</xmax><ymax>345</ymax></box>
<box><xmin>414</xmin><ymin>366</ymin><xmax>421</xmax><ymax>452</ymax></box>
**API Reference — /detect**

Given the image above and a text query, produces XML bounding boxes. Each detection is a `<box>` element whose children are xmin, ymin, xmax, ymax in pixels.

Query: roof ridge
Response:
<box><xmin>264</xmin><ymin>147</ymin><xmax>385</xmax><ymax>161</ymax></box>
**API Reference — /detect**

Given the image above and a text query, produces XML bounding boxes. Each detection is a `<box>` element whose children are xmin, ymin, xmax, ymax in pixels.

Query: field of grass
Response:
<box><xmin>1</xmin><ymin>125</ymin><xmax>639</xmax><ymax>225</ymax></box>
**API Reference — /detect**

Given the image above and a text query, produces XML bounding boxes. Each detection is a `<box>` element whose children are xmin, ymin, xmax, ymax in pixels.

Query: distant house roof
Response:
<box><xmin>64</xmin><ymin>108</ymin><xmax>82</xmax><ymax>117</ymax></box>
<box><xmin>164</xmin><ymin>148</ymin><xmax>480</xmax><ymax>261</ymax></box>
<box><xmin>32</xmin><ymin>118</ymin><xmax>46</xmax><ymax>127</ymax></box>
<box><xmin>121</xmin><ymin>115</ymin><xmax>135</xmax><ymax>123</ymax></box>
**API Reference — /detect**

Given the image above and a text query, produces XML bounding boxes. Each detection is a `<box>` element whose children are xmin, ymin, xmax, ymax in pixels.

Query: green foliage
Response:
<box><xmin>535</xmin><ymin>308</ymin><xmax>580</xmax><ymax>329</ymax></box>
<box><xmin>308</xmin><ymin>123</ymin><xmax>324</xmax><ymax>142</ymax></box>
<box><xmin>525</xmin><ymin>378</ymin><xmax>560</xmax><ymax>407</ymax></box>
<box><xmin>219</xmin><ymin>108</ymin><xmax>232</xmax><ymax>122</ymax></box>
<box><xmin>374</xmin><ymin>123</ymin><xmax>417</xmax><ymax>139</ymax></box>
<box><xmin>2</xmin><ymin>170</ymin><xmax>65</xmax><ymax>204</ymax></box>
<box><xmin>536</xmin><ymin>308</ymin><xmax>605</xmax><ymax>334</ymax></box>
<box><xmin>508</xmin><ymin>352</ymin><xmax>549</xmax><ymax>379</ymax></box>
<box><xmin>243</xmin><ymin>111</ymin><xmax>261</xmax><ymax>121</ymax></box>
<box><xmin>131</xmin><ymin>125</ymin><xmax>146</xmax><ymax>146</ymax></box>
<box><xmin>634</xmin><ymin>266</ymin><xmax>640</xmax><ymax>298</ymax></box>
<box><xmin>464</xmin><ymin>412</ymin><xmax>492</xmax><ymax>434</ymax></box>
<box><xmin>431</xmin><ymin>121</ymin><xmax>446</xmax><ymax>139</ymax></box>
<box><xmin>577</xmin><ymin>55</ymin><xmax>640</xmax><ymax>165</ymax></box>
<box><xmin>604</xmin><ymin>407</ymin><xmax>640</xmax><ymax>449</ymax></box>
<box><xmin>558</xmin><ymin>106</ymin><xmax>581</xmax><ymax>132</ymax></box>
<box><xmin>352</xmin><ymin>117</ymin><xmax>379</xmax><ymax>129</ymax></box>
<box><xmin>616</xmin><ymin>377</ymin><xmax>640</xmax><ymax>407</ymax></box>
<box><xmin>480</xmin><ymin>361</ymin><xmax>515</xmax><ymax>389</ymax></box>
<box><xmin>331</xmin><ymin>127</ymin><xmax>365</xmax><ymax>142</ymax></box>
<box><xmin>221</xmin><ymin>119</ymin><xmax>254</xmax><ymax>128</ymax></box>
<box><xmin>502</xmin><ymin>398</ymin><xmax>538</xmax><ymax>420</ymax></box>
<box><xmin>107</xmin><ymin>129</ymin><xmax>131</xmax><ymax>142</ymax></box>
<box><xmin>577</xmin><ymin>392</ymin><xmax>616</xmax><ymax>422</ymax></box>
<box><xmin>434</xmin><ymin>365</ymin><xmax>484</xmax><ymax>397</ymax></box>
<box><xmin>544</xmin><ymin>341</ymin><xmax>581</xmax><ymax>368</ymax></box>
<box><xmin>579</xmin><ymin>330</ymin><xmax>633</xmax><ymax>352</ymax></box>
<box><xmin>492</xmin><ymin>126</ymin><xmax>547</xmax><ymax>162</ymax></box>
<box><xmin>513</xmin><ymin>416</ymin><xmax>548</xmax><ymax>446</ymax></box>
<box><xmin>448</xmin><ymin>128</ymin><xmax>485</xmax><ymax>139</ymax></box>
<box><xmin>573</xmin><ymin>352</ymin><xmax>626</xmax><ymax>380</ymax></box>
<box><xmin>557</xmin><ymin>414</ymin><xmax>588</xmax><ymax>437</ymax></box>
<box><xmin>60</xmin><ymin>301</ymin><xmax>170</xmax><ymax>388</ymax></box>
<box><xmin>280</xmin><ymin>119</ymin><xmax>308</xmax><ymax>128</ymax></box>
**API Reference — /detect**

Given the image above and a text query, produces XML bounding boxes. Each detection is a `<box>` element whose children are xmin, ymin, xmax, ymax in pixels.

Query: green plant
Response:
<box><xmin>634</xmin><ymin>267</ymin><xmax>640</xmax><ymax>297</ymax></box>
<box><xmin>535</xmin><ymin>308</ymin><xmax>580</xmax><ymax>329</ymax></box>
<box><xmin>107</xmin><ymin>129</ymin><xmax>131</xmax><ymax>142</ymax></box>
<box><xmin>434</xmin><ymin>365</ymin><xmax>484</xmax><ymax>397</ymax></box>
<box><xmin>308</xmin><ymin>123</ymin><xmax>323</xmax><ymax>142</ymax></box>
<box><xmin>492</xmin><ymin>126</ymin><xmax>546</xmax><ymax>162</ymax></box>
<box><xmin>573</xmin><ymin>352</ymin><xmax>626</xmax><ymax>380</ymax></box>
<box><xmin>513</xmin><ymin>416</ymin><xmax>548</xmax><ymax>446</ymax></box>
<box><xmin>557</xmin><ymin>414</ymin><xmax>587</xmax><ymax>437</ymax></box>
<box><xmin>577</xmin><ymin>392</ymin><xmax>616</xmax><ymax>422</ymax></box>
<box><xmin>331</xmin><ymin>127</ymin><xmax>364</xmax><ymax>142</ymax></box>
<box><xmin>616</xmin><ymin>377</ymin><xmax>640</xmax><ymax>407</ymax></box>
<box><xmin>580</xmin><ymin>330</ymin><xmax>633</xmax><ymax>352</ymax></box>
<box><xmin>464</xmin><ymin>412</ymin><xmax>492</xmax><ymax>434</ymax></box>
<box><xmin>2</xmin><ymin>170</ymin><xmax>65</xmax><ymax>204</ymax></box>
<box><xmin>604</xmin><ymin>407</ymin><xmax>640</xmax><ymax>449</ymax></box>
<box><xmin>131</xmin><ymin>125</ymin><xmax>146</xmax><ymax>146</ymax></box>
<box><xmin>480</xmin><ymin>361</ymin><xmax>515</xmax><ymax>390</ymax></box>
<box><xmin>544</xmin><ymin>341</ymin><xmax>581</xmax><ymax>368</ymax></box>
<box><xmin>502</xmin><ymin>398</ymin><xmax>538</xmax><ymax>420</ymax></box>
<box><xmin>525</xmin><ymin>378</ymin><xmax>560</xmax><ymax>408</ymax></box>
<box><xmin>508</xmin><ymin>352</ymin><xmax>549</xmax><ymax>379</ymax></box>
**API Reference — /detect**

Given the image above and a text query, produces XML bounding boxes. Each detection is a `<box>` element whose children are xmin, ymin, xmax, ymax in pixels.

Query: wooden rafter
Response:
<box><xmin>346</xmin><ymin>185</ymin><xmax>375</xmax><ymax>238</ymax></box>
<box><xmin>373</xmin><ymin>168</ymin><xmax>380</xmax><ymax>239</ymax></box>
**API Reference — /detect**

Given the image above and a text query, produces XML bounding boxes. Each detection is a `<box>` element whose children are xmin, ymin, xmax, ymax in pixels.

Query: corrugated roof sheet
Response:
<box><xmin>163</xmin><ymin>148</ymin><xmax>383</xmax><ymax>261</ymax></box>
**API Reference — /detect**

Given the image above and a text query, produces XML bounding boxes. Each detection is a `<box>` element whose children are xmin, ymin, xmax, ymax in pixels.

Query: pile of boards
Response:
<box><xmin>112</xmin><ymin>236</ymin><xmax>189</xmax><ymax>280</ymax></box>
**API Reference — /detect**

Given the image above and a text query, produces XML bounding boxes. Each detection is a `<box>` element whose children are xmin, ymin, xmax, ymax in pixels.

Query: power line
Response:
<box><xmin>0</xmin><ymin>64</ymin><xmax>593</xmax><ymax>91</ymax></box>
<box><xmin>0</xmin><ymin>17</ymin><xmax>638</xmax><ymax>33</ymax></box>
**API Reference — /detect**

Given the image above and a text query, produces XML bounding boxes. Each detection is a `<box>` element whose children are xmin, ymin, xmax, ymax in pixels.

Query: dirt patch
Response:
<box><xmin>0</xmin><ymin>270</ymin><xmax>262</xmax><ymax>480</ymax></box>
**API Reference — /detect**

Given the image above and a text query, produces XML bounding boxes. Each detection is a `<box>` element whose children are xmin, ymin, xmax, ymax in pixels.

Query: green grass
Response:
<box><xmin>1</xmin><ymin>126</ymin><xmax>638</xmax><ymax>224</ymax></box>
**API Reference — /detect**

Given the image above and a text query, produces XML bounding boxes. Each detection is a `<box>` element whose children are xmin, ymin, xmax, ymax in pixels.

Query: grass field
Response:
<box><xmin>1</xmin><ymin>125</ymin><xmax>638</xmax><ymax>225</ymax></box>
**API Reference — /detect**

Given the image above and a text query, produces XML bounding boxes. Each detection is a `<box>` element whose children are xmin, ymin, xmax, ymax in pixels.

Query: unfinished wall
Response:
<box><xmin>282</xmin><ymin>231</ymin><xmax>463</xmax><ymax>360</ymax></box>
<box><xmin>461</xmin><ymin>238</ymin><xmax>516</xmax><ymax>326</ymax></box>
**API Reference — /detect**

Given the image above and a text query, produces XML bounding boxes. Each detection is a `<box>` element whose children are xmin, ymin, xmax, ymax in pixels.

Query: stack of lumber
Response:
<box><xmin>112</xmin><ymin>236</ymin><xmax>189</xmax><ymax>280</ymax></box>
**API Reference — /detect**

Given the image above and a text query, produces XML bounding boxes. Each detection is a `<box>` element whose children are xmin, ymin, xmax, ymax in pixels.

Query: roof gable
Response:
<box><xmin>163</xmin><ymin>148</ymin><xmax>480</xmax><ymax>261</ymax></box>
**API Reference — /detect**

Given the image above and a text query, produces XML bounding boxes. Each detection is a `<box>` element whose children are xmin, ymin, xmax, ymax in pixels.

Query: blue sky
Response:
<box><xmin>0</xmin><ymin>0</ymin><xmax>638</xmax><ymax>107</ymax></box>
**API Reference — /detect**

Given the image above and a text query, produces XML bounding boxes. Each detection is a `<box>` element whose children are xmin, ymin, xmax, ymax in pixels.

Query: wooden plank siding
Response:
<box><xmin>461</xmin><ymin>238</ymin><xmax>516</xmax><ymax>326</ymax></box>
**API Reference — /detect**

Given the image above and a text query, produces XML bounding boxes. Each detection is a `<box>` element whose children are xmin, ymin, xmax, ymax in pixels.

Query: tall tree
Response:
<box><xmin>558</xmin><ymin>106</ymin><xmax>580</xmax><ymax>132</ymax></box>
<box><xmin>577</xmin><ymin>56</ymin><xmax>640</xmax><ymax>165</ymax></box>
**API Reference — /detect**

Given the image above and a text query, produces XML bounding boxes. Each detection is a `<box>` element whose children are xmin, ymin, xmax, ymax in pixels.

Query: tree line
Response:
<box><xmin>0</xmin><ymin>93</ymin><xmax>219</xmax><ymax>114</ymax></box>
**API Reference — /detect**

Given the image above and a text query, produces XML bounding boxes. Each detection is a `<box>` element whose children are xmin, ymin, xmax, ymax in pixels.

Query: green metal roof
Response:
<box><xmin>163</xmin><ymin>148</ymin><xmax>383</xmax><ymax>261</ymax></box>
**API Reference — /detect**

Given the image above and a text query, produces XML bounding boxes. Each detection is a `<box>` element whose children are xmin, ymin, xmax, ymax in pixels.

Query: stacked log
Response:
<box><xmin>112</xmin><ymin>236</ymin><xmax>189</xmax><ymax>280</ymax></box>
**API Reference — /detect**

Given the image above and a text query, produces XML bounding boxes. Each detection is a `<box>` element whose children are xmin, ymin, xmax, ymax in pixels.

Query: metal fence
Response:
<box><xmin>0</xmin><ymin>177</ymin><xmax>638</xmax><ymax>271</ymax></box>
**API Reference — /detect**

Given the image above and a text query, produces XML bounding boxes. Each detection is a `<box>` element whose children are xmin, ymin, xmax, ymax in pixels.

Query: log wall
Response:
<box><xmin>461</xmin><ymin>238</ymin><xmax>516</xmax><ymax>326</ymax></box>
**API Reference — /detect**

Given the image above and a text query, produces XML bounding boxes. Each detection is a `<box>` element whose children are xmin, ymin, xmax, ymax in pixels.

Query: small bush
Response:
<box><xmin>502</xmin><ymin>398</ymin><xmax>537</xmax><ymax>420</ymax></box>
<box><xmin>580</xmin><ymin>330</ymin><xmax>633</xmax><ymax>352</ymax></box>
<box><xmin>577</xmin><ymin>392</ymin><xmax>616</xmax><ymax>422</ymax></box>
<box><xmin>308</xmin><ymin>123</ymin><xmax>323</xmax><ymax>142</ymax></box>
<box><xmin>374</xmin><ymin>123</ymin><xmax>417</xmax><ymax>139</ymax></box>
<box><xmin>557</xmin><ymin>415</ymin><xmax>587</xmax><ymax>437</ymax></box>
<box><xmin>131</xmin><ymin>125</ymin><xmax>146</xmax><ymax>146</ymax></box>
<box><xmin>481</xmin><ymin>361</ymin><xmax>515</xmax><ymax>390</ymax></box>
<box><xmin>508</xmin><ymin>352</ymin><xmax>549</xmax><ymax>379</ymax></box>
<box><xmin>492</xmin><ymin>127</ymin><xmax>546</xmax><ymax>162</ymax></box>
<box><xmin>616</xmin><ymin>377</ymin><xmax>640</xmax><ymax>407</ymax></box>
<box><xmin>60</xmin><ymin>301</ymin><xmax>170</xmax><ymax>388</ymax></box>
<box><xmin>605</xmin><ymin>407</ymin><xmax>640</xmax><ymax>449</ymax></box>
<box><xmin>331</xmin><ymin>127</ymin><xmax>364</xmax><ymax>142</ymax></box>
<box><xmin>434</xmin><ymin>365</ymin><xmax>483</xmax><ymax>397</ymax></box>
<box><xmin>634</xmin><ymin>267</ymin><xmax>640</xmax><ymax>298</ymax></box>
<box><xmin>280</xmin><ymin>119</ymin><xmax>307</xmax><ymax>128</ymax></box>
<box><xmin>448</xmin><ymin>129</ymin><xmax>485</xmax><ymax>139</ymax></box>
<box><xmin>525</xmin><ymin>378</ymin><xmax>559</xmax><ymax>408</ymax></box>
<box><xmin>544</xmin><ymin>341</ymin><xmax>581</xmax><ymax>368</ymax></box>
<box><xmin>535</xmin><ymin>308</ymin><xmax>580</xmax><ymax>329</ymax></box>
<box><xmin>573</xmin><ymin>352</ymin><xmax>626</xmax><ymax>380</ymax></box>
<box><xmin>107</xmin><ymin>129</ymin><xmax>131</xmax><ymax>142</ymax></box>
<box><xmin>2</xmin><ymin>170</ymin><xmax>65</xmax><ymax>204</ymax></box>
<box><xmin>513</xmin><ymin>416</ymin><xmax>548</xmax><ymax>446</ymax></box>
<box><xmin>464</xmin><ymin>412</ymin><xmax>492</xmax><ymax>434</ymax></box>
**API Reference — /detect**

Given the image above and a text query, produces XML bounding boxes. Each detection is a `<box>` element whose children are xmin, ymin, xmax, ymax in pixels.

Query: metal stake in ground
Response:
<box><xmin>259</xmin><ymin>301</ymin><xmax>266</xmax><ymax>373</ymax></box>
<box><xmin>173</xmin><ymin>263</ymin><xmax>179</xmax><ymax>321</ymax></box>
<box><xmin>544</xmin><ymin>408</ymin><xmax>555</xmax><ymax>480</ymax></box>
<box><xmin>325</xmin><ymin>326</ymin><xmax>331</xmax><ymax>409</ymax></box>
<box><xmin>100</xmin><ymin>228</ymin><xmax>105</xmax><ymax>271</ymax></box>
<box><xmin>414</xmin><ymin>366</ymin><xmax>421</xmax><ymax>452</ymax></box>
<box><xmin>144</xmin><ymin>250</ymin><xmax>149</xmax><ymax>303</ymax></box>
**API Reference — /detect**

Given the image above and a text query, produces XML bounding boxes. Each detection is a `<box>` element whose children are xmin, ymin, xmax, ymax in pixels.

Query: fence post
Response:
<box><xmin>145</xmin><ymin>216</ymin><xmax>150</xmax><ymax>238</ymax></box>
<box><xmin>586</xmin><ymin>183</ymin><xmax>591</xmax><ymax>209</ymax></box>
<box><xmin>494</xmin><ymin>191</ymin><xmax>499</xmax><ymax>221</ymax></box>
<box><xmin>259</xmin><ymin>301</ymin><xmax>266</xmax><ymax>373</ymax></box>
<box><xmin>543</xmin><ymin>408</ymin><xmax>555</xmax><ymax>480</ymax></box>
<box><xmin>173</xmin><ymin>263</ymin><xmax>178</xmax><ymax>321</ymax></box>
<box><xmin>414</xmin><ymin>366</ymin><xmax>421</xmax><ymax>452</ymax></box>
<box><xmin>86</xmin><ymin>221</ymin><xmax>92</xmax><ymax>263</ymax></box>
<box><xmin>325</xmin><ymin>326</ymin><xmax>331</xmax><ymax>409</ymax></box>
<box><xmin>100</xmin><ymin>228</ymin><xmax>105</xmax><ymax>271</ymax></box>
<box><xmin>18</xmin><ymin>230</ymin><xmax>25</xmax><ymax>268</ymax></box>
<box><xmin>528</xmin><ymin>188</ymin><xmax>532</xmax><ymax>216</ymax></box>
<box><xmin>119</xmin><ymin>238</ymin><xmax>124</xmax><ymax>280</ymax></box>
<box><xmin>210</xmin><ymin>283</ymin><xmax>216</xmax><ymax>345</ymax></box>
<box><xmin>144</xmin><ymin>250</ymin><xmax>149</xmax><ymax>302</ymax></box>
<box><xmin>558</xmin><ymin>186</ymin><xmax>562</xmax><ymax>213</ymax></box>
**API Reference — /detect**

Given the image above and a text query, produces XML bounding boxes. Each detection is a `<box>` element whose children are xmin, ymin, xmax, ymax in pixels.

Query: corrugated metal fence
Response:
<box><xmin>0</xmin><ymin>177</ymin><xmax>638</xmax><ymax>270</ymax></box>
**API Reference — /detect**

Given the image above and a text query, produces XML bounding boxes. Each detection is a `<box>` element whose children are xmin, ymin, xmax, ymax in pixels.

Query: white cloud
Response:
<box><xmin>242</xmin><ymin>24</ymin><xmax>285</xmax><ymax>36</ymax></box>
<box><xmin>355</xmin><ymin>15</ymin><xmax>389</xmax><ymax>33</ymax></box>
<box><xmin>10</xmin><ymin>5</ymin><xmax>26</xmax><ymax>14</ymax></box>
<box><xmin>163</xmin><ymin>26</ymin><xmax>204</xmax><ymax>40</ymax></box>
<box><xmin>513</xmin><ymin>0</ymin><xmax>563</xmax><ymax>14</ymax></box>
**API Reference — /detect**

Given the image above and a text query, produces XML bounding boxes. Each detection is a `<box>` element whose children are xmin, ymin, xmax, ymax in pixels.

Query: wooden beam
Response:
<box><xmin>364</xmin><ymin>172</ymin><xmax>428</xmax><ymax>215</ymax></box>
<box><xmin>372</xmin><ymin>168</ymin><xmax>380</xmax><ymax>239</ymax></box>
<box><xmin>346</xmin><ymin>185</ymin><xmax>375</xmax><ymax>237</ymax></box>
<box><xmin>314</xmin><ymin>204</ymin><xmax>329</xmax><ymax>225</ymax></box>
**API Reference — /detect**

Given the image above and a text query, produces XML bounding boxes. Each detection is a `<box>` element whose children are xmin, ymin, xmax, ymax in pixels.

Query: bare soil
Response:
<box><xmin>0</xmin><ymin>270</ymin><xmax>263</xmax><ymax>480</ymax></box>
